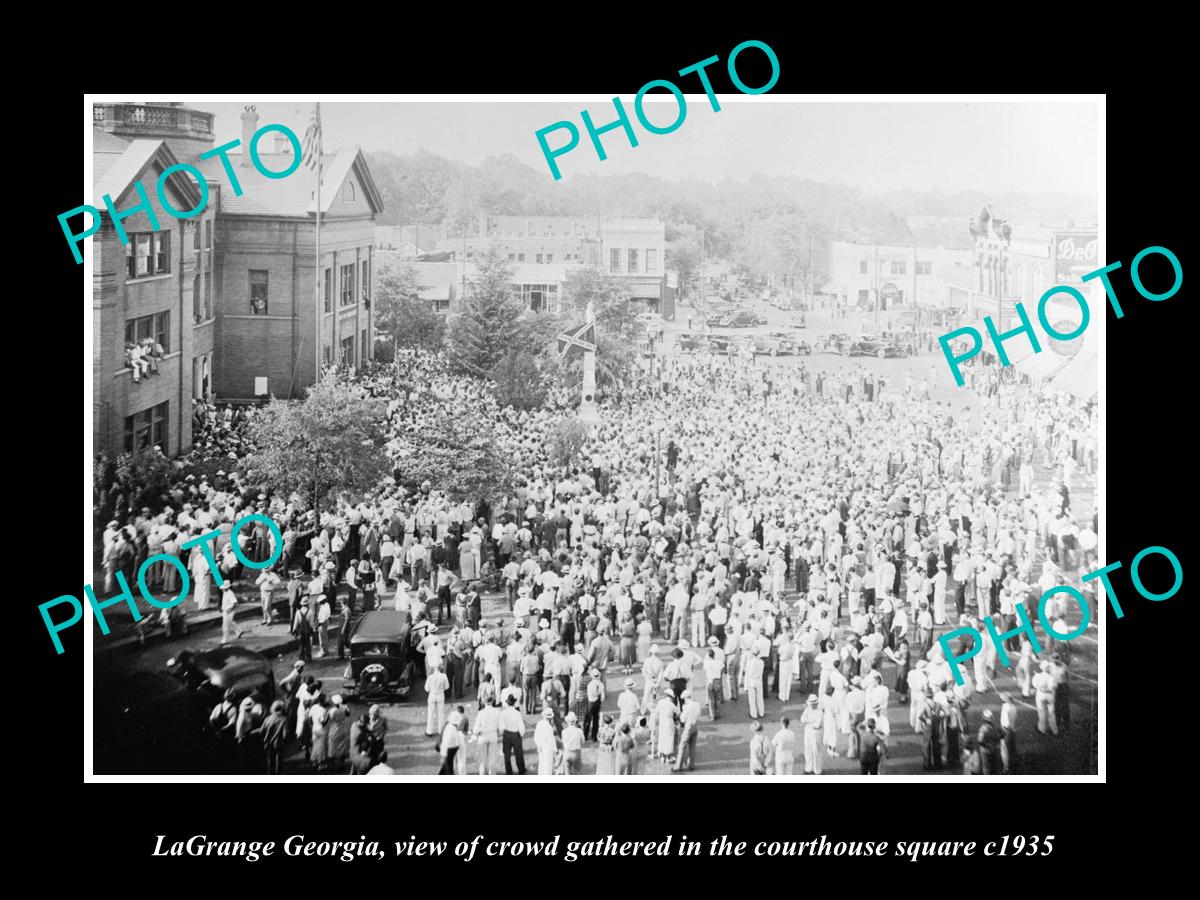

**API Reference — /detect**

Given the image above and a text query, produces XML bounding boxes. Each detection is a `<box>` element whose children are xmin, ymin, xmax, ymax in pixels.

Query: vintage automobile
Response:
<box><xmin>787</xmin><ymin>311</ymin><xmax>807</xmax><ymax>328</ymax></box>
<box><xmin>95</xmin><ymin>669</ymin><xmax>218</xmax><ymax>774</ymax></box>
<box><xmin>820</xmin><ymin>332</ymin><xmax>854</xmax><ymax>354</ymax></box>
<box><xmin>879</xmin><ymin>331</ymin><xmax>918</xmax><ymax>356</ymax></box>
<box><xmin>166</xmin><ymin>645</ymin><xmax>277</xmax><ymax>706</ymax></box>
<box><xmin>342</xmin><ymin>610</ymin><xmax>414</xmax><ymax>701</ymax></box>
<box><xmin>676</xmin><ymin>332</ymin><xmax>709</xmax><ymax>352</ymax></box>
<box><xmin>712</xmin><ymin>309</ymin><xmax>765</xmax><ymax>328</ymax></box>
<box><xmin>844</xmin><ymin>335</ymin><xmax>910</xmax><ymax>358</ymax></box>
<box><xmin>751</xmin><ymin>332</ymin><xmax>811</xmax><ymax>356</ymax></box>
<box><xmin>703</xmin><ymin>333</ymin><xmax>735</xmax><ymax>353</ymax></box>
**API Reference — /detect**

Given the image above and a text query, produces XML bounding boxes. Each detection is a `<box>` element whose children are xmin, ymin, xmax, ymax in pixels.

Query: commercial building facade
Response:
<box><xmin>418</xmin><ymin>214</ymin><xmax>669</xmax><ymax>318</ymax></box>
<box><xmin>825</xmin><ymin>240</ymin><xmax>973</xmax><ymax>313</ymax></box>
<box><xmin>967</xmin><ymin>205</ymin><xmax>1098</xmax><ymax>327</ymax></box>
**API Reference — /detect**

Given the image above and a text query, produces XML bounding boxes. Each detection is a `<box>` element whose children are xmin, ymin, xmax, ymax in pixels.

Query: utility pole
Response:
<box><xmin>808</xmin><ymin>233</ymin><xmax>814</xmax><ymax>311</ymax></box>
<box><xmin>874</xmin><ymin>242</ymin><xmax>880</xmax><ymax>329</ymax></box>
<box><xmin>912</xmin><ymin>236</ymin><xmax>918</xmax><ymax>348</ymax></box>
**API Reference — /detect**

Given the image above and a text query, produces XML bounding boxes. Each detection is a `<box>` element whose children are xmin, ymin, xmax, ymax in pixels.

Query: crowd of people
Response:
<box><xmin>97</xmin><ymin>329</ymin><xmax>1097</xmax><ymax>775</ymax></box>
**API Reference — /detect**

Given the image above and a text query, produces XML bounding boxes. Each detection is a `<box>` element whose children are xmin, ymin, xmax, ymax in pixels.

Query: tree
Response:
<box><xmin>447</xmin><ymin>252</ymin><xmax>529</xmax><ymax>377</ymax></box>
<box><xmin>491</xmin><ymin>346</ymin><xmax>548</xmax><ymax>411</ymax></box>
<box><xmin>110</xmin><ymin>447</ymin><xmax>174</xmax><ymax>517</ymax></box>
<box><xmin>388</xmin><ymin>406</ymin><xmax>513</xmax><ymax>504</ymax></box>
<box><xmin>665</xmin><ymin>225</ymin><xmax>704</xmax><ymax>302</ymax></box>
<box><xmin>241</xmin><ymin>373</ymin><xmax>389</xmax><ymax>515</ymax></box>
<box><xmin>374</xmin><ymin>261</ymin><xmax>445</xmax><ymax>353</ymax></box>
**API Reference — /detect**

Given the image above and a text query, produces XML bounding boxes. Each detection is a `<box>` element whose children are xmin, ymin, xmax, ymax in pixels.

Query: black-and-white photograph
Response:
<box><xmin>87</xmin><ymin>96</ymin><xmax>1100</xmax><ymax>777</ymax></box>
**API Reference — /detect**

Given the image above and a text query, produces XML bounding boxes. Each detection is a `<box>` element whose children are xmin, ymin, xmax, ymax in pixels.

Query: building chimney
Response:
<box><xmin>240</xmin><ymin>105</ymin><xmax>258</xmax><ymax>167</ymax></box>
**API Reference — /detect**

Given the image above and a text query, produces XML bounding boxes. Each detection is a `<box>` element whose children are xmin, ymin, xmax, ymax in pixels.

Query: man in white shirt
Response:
<box><xmin>424</xmin><ymin>664</ymin><xmax>449</xmax><ymax>737</ymax></box>
<box><xmin>743</xmin><ymin>653</ymin><xmax>765</xmax><ymax>719</ymax></box>
<box><xmin>560</xmin><ymin>711</ymin><xmax>585</xmax><ymax>775</ymax></box>
<box><xmin>772</xmin><ymin>717</ymin><xmax>797</xmax><ymax>775</ymax></box>
<box><xmin>703</xmin><ymin>648</ymin><xmax>725</xmax><ymax>720</ymax></box>
<box><xmin>472</xmin><ymin>700</ymin><xmax>502</xmax><ymax>775</ymax></box>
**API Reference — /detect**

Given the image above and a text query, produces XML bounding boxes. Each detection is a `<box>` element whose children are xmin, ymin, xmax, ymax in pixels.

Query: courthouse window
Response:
<box><xmin>124</xmin><ymin>401</ymin><xmax>168</xmax><ymax>452</ymax></box>
<box><xmin>361</xmin><ymin>259</ymin><xmax>370</xmax><ymax>303</ymax></box>
<box><xmin>324</xmin><ymin>268</ymin><xmax>332</xmax><ymax>312</ymax></box>
<box><xmin>891</xmin><ymin>261</ymin><xmax>906</xmax><ymax>275</ymax></box>
<box><xmin>859</xmin><ymin>259</ymin><xmax>868</xmax><ymax>274</ymax></box>
<box><xmin>341</xmin><ymin>264</ymin><xmax>356</xmax><ymax>306</ymax></box>
<box><xmin>127</xmin><ymin>232</ymin><xmax>170</xmax><ymax>278</ymax></box>
<box><xmin>125</xmin><ymin>311</ymin><xmax>170</xmax><ymax>353</ymax></box>
<box><xmin>610</xmin><ymin>249</ymin><xmax>621</xmax><ymax>273</ymax></box>
<box><xmin>628</xmin><ymin>249</ymin><xmax>639</xmax><ymax>274</ymax></box>
<box><xmin>915</xmin><ymin>261</ymin><xmax>932</xmax><ymax>275</ymax></box>
<box><xmin>646</xmin><ymin>249</ymin><xmax>658</xmax><ymax>273</ymax></box>
<box><xmin>249</xmin><ymin>270</ymin><xmax>269</xmax><ymax>315</ymax></box>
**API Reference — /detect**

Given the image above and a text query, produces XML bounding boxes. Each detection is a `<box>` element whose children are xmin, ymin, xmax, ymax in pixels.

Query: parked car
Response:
<box><xmin>704</xmin><ymin>334</ymin><xmax>741</xmax><ymax>354</ymax></box>
<box><xmin>166</xmin><ymin>645</ymin><xmax>277</xmax><ymax>706</ymax></box>
<box><xmin>677</xmin><ymin>332</ymin><xmax>709</xmax><ymax>352</ymax></box>
<box><xmin>787</xmin><ymin>311</ymin><xmax>807</xmax><ymax>328</ymax></box>
<box><xmin>843</xmin><ymin>335</ymin><xmax>910</xmax><ymax>358</ymax></box>
<box><xmin>342</xmin><ymin>610</ymin><xmax>414</xmax><ymax>701</ymax></box>
<box><xmin>751</xmin><ymin>332</ymin><xmax>807</xmax><ymax>355</ymax></box>
<box><xmin>821</xmin><ymin>333</ymin><xmax>854</xmax><ymax>354</ymax></box>
<box><xmin>95</xmin><ymin>669</ymin><xmax>218</xmax><ymax>774</ymax></box>
<box><xmin>715</xmin><ymin>309</ymin><xmax>766</xmax><ymax>328</ymax></box>
<box><xmin>879</xmin><ymin>331</ymin><xmax>918</xmax><ymax>355</ymax></box>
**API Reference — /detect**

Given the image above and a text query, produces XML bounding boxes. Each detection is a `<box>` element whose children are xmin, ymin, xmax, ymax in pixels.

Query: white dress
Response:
<box><xmin>190</xmin><ymin>548</ymin><xmax>212</xmax><ymax>611</ymax></box>
<box><xmin>534</xmin><ymin>720</ymin><xmax>557</xmax><ymax>777</ymax></box>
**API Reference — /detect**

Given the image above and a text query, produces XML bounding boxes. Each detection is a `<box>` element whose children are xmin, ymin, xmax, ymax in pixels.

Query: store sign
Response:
<box><xmin>1054</xmin><ymin>234</ymin><xmax>1098</xmax><ymax>280</ymax></box>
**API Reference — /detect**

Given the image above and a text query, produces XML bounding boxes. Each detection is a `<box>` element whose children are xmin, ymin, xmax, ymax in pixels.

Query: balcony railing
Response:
<box><xmin>93</xmin><ymin>103</ymin><xmax>213</xmax><ymax>134</ymax></box>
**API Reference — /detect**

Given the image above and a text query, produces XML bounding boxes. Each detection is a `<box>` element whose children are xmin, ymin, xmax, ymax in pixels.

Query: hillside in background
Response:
<box><xmin>364</xmin><ymin>149</ymin><xmax>1098</xmax><ymax>274</ymax></box>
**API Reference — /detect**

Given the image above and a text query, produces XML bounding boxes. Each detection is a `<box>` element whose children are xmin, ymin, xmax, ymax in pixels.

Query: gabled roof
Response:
<box><xmin>93</xmin><ymin>137</ymin><xmax>202</xmax><ymax>214</ymax></box>
<box><xmin>194</xmin><ymin>145</ymin><xmax>383</xmax><ymax>219</ymax></box>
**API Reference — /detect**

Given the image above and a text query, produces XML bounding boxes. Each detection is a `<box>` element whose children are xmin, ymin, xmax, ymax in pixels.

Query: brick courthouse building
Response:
<box><xmin>91</xmin><ymin>102</ymin><xmax>383</xmax><ymax>458</ymax></box>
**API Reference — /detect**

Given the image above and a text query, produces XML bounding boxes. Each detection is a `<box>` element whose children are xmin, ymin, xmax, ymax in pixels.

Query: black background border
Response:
<box><xmin>25</xmin><ymin>23</ymin><xmax>1191</xmax><ymax>879</ymax></box>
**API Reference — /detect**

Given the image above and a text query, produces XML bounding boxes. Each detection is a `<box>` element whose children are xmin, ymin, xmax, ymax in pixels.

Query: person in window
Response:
<box><xmin>251</xmin><ymin>297</ymin><xmax>267</xmax><ymax>315</ymax></box>
<box><xmin>141</xmin><ymin>337</ymin><xmax>163</xmax><ymax>374</ymax></box>
<box><xmin>126</xmin><ymin>342</ymin><xmax>148</xmax><ymax>382</ymax></box>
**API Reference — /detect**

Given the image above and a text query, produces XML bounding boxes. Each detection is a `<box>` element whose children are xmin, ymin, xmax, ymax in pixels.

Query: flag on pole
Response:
<box><xmin>302</xmin><ymin>104</ymin><xmax>322</xmax><ymax>170</ymax></box>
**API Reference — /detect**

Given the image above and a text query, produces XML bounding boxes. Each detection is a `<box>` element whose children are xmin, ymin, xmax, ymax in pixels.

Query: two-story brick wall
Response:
<box><xmin>91</xmin><ymin>141</ymin><xmax>216</xmax><ymax>458</ymax></box>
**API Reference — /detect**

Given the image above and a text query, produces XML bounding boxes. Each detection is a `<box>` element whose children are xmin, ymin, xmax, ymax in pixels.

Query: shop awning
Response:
<box><xmin>1013</xmin><ymin>347</ymin><xmax>1072</xmax><ymax>381</ymax></box>
<box><xmin>1049</xmin><ymin>347</ymin><xmax>1098</xmax><ymax>400</ymax></box>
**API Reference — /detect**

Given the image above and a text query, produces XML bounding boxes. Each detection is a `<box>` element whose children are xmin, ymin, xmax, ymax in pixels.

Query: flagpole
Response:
<box><xmin>314</xmin><ymin>102</ymin><xmax>322</xmax><ymax>384</ymax></box>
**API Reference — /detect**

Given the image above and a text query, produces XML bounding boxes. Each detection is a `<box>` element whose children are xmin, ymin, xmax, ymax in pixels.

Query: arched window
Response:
<box><xmin>343</xmin><ymin>182</ymin><xmax>356</xmax><ymax>203</ymax></box>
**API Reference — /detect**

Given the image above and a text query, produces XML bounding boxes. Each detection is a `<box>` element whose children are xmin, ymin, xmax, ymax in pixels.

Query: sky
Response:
<box><xmin>187</xmin><ymin>98</ymin><xmax>1100</xmax><ymax>197</ymax></box>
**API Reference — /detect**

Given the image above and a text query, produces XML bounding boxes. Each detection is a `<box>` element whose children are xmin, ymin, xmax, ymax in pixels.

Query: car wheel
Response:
<box><xmin>841</xmin><ymin>347</ymin><xmax>851</xmax><ymax>358</ymax></box>
<box><xmin>770</xmin><ymin>347</ymin><xmax>778</xmax><ymax>356</ymax></box>
<box><xmin>877</xmin><ymin>348</ymin><xmax>886</xmax><ymax>359</ymax></box>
